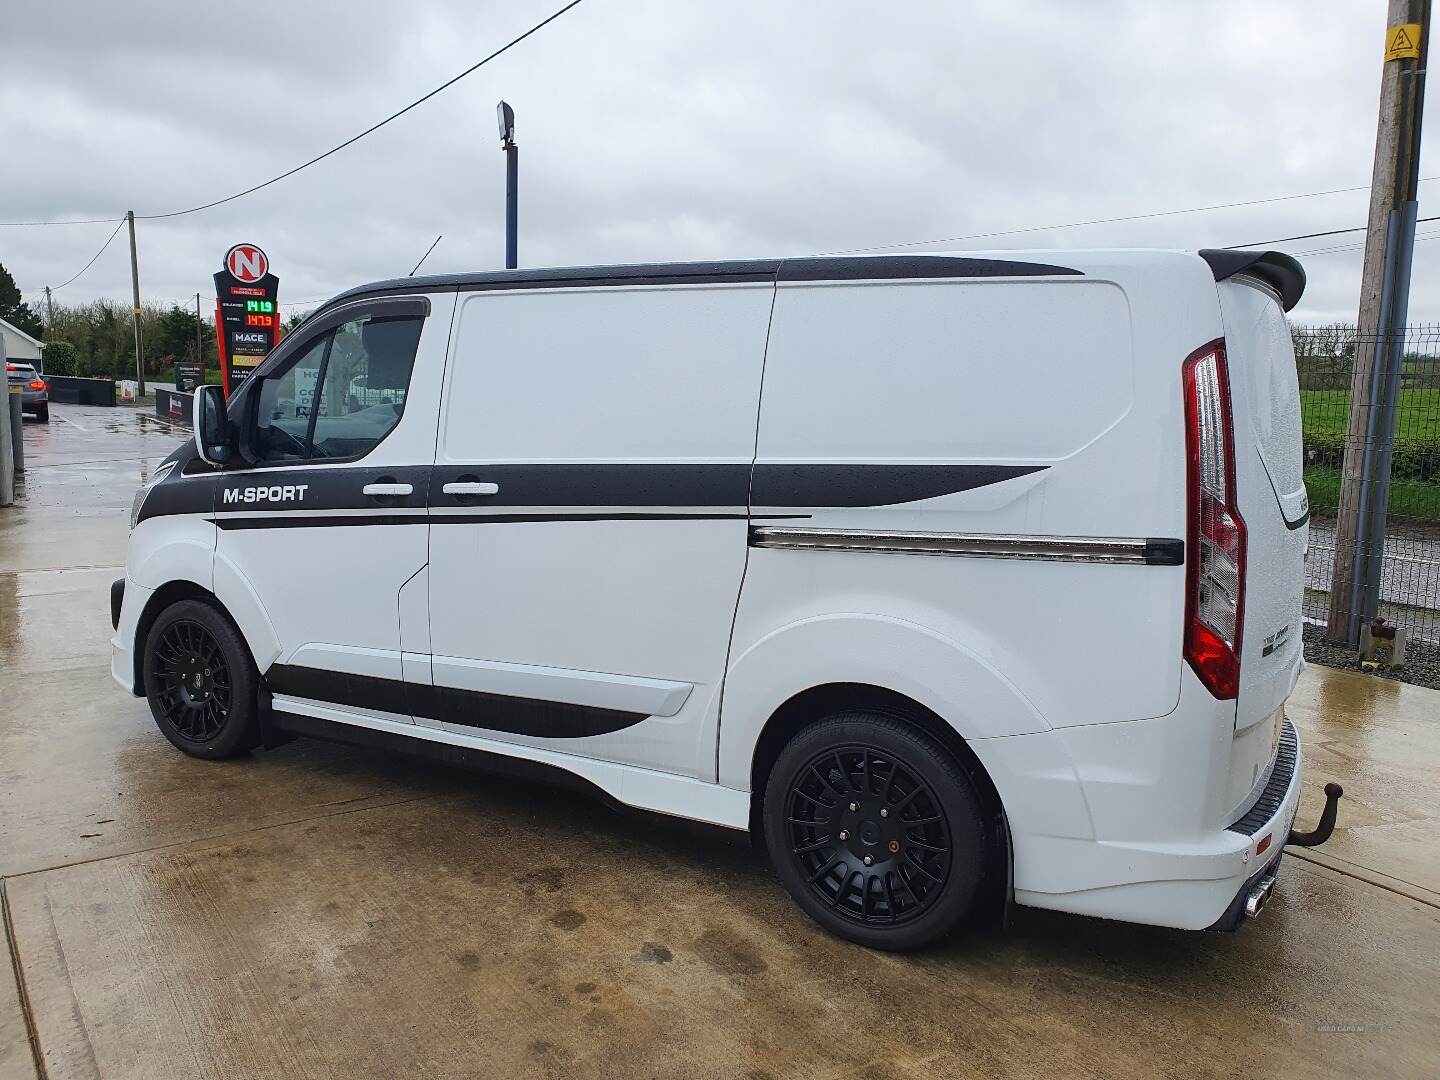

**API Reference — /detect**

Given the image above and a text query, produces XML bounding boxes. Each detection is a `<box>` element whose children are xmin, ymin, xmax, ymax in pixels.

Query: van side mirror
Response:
<box><xmin>193</xmin><ymin>385</ymin><xmax>231</xmax><ymax>465</ymax></box>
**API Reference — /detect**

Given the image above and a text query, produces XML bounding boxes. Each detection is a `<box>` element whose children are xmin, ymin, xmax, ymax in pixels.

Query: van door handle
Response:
<box><xmin>363</xmin><ymin>483</ymin><xmax>413</xmax><ymax>497</ymax></box>
<box><xmin>442</xmin><ymin>482</ymin><xmax>500</xmax><ymax>496</ymax></box>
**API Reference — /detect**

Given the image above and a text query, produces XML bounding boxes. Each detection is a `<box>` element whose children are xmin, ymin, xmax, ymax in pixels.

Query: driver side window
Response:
<box><xmin>253</xmin><ymin>312</ymin><xmax>423</xmax><ymax>464</ymax></box>
<box><xmin>256</xmin><ymin>336</ymin><xmax>327</xmax><ymax>462</ymax></box>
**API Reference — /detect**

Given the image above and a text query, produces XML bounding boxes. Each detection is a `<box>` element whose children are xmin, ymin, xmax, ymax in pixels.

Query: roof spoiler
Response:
<box><xmin>1197</xmin><ymin>249</ymin><xmax>1305</xmax><ymax>312</ymax></box>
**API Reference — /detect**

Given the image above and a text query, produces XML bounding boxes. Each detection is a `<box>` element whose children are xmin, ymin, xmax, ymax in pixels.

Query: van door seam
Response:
<box><xmin>716</xmin><ymin>266</ymin><xmax>782</xmax><ymax>782</ymax></box>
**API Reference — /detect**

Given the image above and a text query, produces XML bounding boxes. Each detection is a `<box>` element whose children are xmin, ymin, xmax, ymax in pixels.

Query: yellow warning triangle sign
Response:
<box><xmin>1386</xmin><ymin>23</ymin><xmax>1421</xmax><ymax>62</ymax></box>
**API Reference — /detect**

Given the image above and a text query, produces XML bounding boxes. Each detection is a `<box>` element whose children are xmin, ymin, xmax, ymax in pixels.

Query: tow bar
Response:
<box><xmin>1287</xmin><ymin>782</ymin><xmax>1344</xmax><ymax>847</ymax></box>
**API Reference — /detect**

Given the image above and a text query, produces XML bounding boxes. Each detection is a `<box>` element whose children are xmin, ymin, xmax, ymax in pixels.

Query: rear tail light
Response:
<box><xmin>29</xmin><ymin>379</ymin><xmax>46</xmax><ymax>392</ymax></box>
<box><xmin>1182</xmin><ymin>339</ymin><xmax>1246</xmax><ymax>699</ymax></box>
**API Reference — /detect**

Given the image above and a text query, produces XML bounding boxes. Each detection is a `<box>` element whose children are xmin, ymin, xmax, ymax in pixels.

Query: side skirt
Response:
<box><xmin>268</xmin><ymin>704</ymin><xmax>751</xmax><ymax>831</ymax></box>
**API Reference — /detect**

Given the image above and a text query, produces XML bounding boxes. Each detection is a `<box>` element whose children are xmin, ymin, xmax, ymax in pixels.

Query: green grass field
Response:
<box><xmin>1301</xmin><ymin>388</ymin><xmax>1440</xmax><ymax>442</ymax></box>
<box><xmin>1301</xmin><ymin>388</ymin><xmax>1440</xmax><ymax>522</ymax></box>
<box><xmin>1303</xmin><ymin>466</ymin><xmax>1440</xmax><ymax>521</ymax></box>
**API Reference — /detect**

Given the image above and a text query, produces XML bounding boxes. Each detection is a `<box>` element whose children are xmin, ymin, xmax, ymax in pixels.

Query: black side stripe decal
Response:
<box><xmin>429</xmin><ymin>463</ymin><xmax>751</xmax><ymax>508</ymax></box>
<box><xmin>213</xmin><ymin>512</ymin><xmax>767</xmax><ymax>530</ymax></box>
<box><xmin>266</xmin><ymin>664</ymin><xmax>647</xmax><ymax>738</ymax></box>
<box><xmin>214</xmin><ymin>514</ymin><xmax>428</xmax><ymax>530</ymax></box>
<box><xmin>144</xmin><ymin>462</ymin><xmax>1051</xmax><ymax>525</ymax></box>
<box><xmin>267</xmin><ymin>665</ymin><xmax>411</xmax><ymax>716</ymax></box>
<box><xmin>750</xmin><ymin>463</ymin><xmax>1048</xmax><ymax>507</ymax></box>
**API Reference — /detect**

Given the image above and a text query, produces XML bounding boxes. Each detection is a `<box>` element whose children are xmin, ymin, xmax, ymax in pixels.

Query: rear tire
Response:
<box><xmin>142</xmin><ymin>599</ymin><xmax>259</xmax><ymax>759</ymax></box>
<box><xmin>34</xmin><ymin>403</ymin><xmax>48</xmax><ymax>423</ymax></box>
<box><xmin>762</xmin><ymin>710</ymin><xmax>988</xmax><ymax>951</ymax></box>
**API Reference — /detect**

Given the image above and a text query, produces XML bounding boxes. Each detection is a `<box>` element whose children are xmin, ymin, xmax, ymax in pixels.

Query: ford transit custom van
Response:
<box><xmin>112</xmin><ymin>250</ymin><xmax>1336</xmax><ymax>949</ymax></box>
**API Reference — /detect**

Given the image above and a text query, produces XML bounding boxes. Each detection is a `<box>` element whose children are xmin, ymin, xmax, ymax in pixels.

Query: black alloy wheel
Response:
<box><xmin>144</xmin><ymin>599</ymin><xmax>259</xmax><ymax>759</ymax></box>
<box><xmin>785</xmin><ymin>744</ymin><xmax>953</xmax><ymax>924</ymax></box>
<box><xmin>764</xmin><ymin>712</ymin><xmax>987</xmax><ymax>951</ymax></box>
<box><xmin>151</xmin><ymin>618</ymin><xmax>232</xmax><ymax>741</ymax></box>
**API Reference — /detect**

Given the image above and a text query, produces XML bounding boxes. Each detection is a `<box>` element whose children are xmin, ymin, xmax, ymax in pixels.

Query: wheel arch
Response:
<box><xmin>747</xmin><ymin>681</ymin><xmax>1012</xmax><ymax>919</ymax></box>
<box><xmin>131</xmin><ymin>579</ymin><xmax>223</xmax><ymax>694</ymax></box>
<box><xmin>748</xmin><ymin>682</ymin><xmax>1004</xmax><ymax>828</ymax></box>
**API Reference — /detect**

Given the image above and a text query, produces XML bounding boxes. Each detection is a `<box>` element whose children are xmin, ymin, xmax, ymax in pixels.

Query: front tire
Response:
<box><xmin>763</xmin><ymin>711</ymin><xmax>988</xmax><ymax>951</ymax></box>
<box><xmin>142</xmin><ymin>599</ymin><xmax>259</xmax><ymax>758</ymax></box>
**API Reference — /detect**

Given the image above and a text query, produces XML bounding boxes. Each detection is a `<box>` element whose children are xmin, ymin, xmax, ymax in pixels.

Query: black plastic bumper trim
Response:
<box><xmin>1227</xmin><ymin>720</ymin><xmax>1297</xmax><ymax>837</ymax></box>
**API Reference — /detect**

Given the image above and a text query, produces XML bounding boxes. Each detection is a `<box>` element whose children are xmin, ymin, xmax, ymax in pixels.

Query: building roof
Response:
<box><xmin>0</xmin><ymin>316</ymin><xmax>45</xmax><ymax>351</ymax></box>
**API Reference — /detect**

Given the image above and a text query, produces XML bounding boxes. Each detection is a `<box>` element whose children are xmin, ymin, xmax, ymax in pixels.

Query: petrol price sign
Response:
<box><xmin>213</xmin><ymin>243</ymin><xmax>280</xmax><ymax>397</ymax></box>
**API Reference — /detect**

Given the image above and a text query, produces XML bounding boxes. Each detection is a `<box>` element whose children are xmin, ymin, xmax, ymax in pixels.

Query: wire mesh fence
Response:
<box><xmin>1295</xmin><ymin>323</ymin><xmax>1440</xmax><ymax>647</ymax></box>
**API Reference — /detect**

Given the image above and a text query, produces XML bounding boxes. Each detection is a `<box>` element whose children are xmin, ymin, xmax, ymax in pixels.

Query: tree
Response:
<box><xmin>42</xmin><ymin>299</ymin><xmax>217</xmax><ymax>380</ymax></box>
<box><xmin>154</xmin><ymin>304</ymin><xmax>203</xmax><ymax>365</ymax></box>
<box><xmin>41</xmin><ymin>340</ymin><xmax>79</xmax><ymax>376</ymax></box>
<box><xmin>0</xmin><ymin>260</ymin><xmax>45</xmax><ymax>338</ymax></box>
<box><xmin>282</xmin><ymin>308</ymin><xmax>313</xmax><ymax>335</ymax></box>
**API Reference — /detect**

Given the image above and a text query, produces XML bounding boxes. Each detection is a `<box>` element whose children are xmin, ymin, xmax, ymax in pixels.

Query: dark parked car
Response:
<box><xmin>6</xmin><ymin>362</ymin><xmax>49</xmax><ymax>422</ymax></box>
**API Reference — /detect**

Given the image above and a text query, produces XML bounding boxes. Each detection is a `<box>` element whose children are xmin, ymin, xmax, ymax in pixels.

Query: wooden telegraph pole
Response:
<box><xmin>126</xmin><ymin>210</ymin><xmax>146</xmax><ymax>398</ymax></box>
<box><xmin>1326</xmin><ymin>1</ymin><xmax>1429</xmax><ymax>643</ymax></box>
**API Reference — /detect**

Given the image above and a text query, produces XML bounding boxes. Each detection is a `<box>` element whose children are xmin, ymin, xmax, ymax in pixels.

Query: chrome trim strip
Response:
<box><xmin>749</xmin><ymin>526</ymin><xmax>1183</xmax><ymax>565</ymax></box>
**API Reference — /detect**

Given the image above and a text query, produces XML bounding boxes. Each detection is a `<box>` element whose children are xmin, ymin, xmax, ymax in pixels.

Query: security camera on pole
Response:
<box><xmin>498</xmin><ymin>100</ymin><xmax>518</xmax><ymax>270</ymax></box>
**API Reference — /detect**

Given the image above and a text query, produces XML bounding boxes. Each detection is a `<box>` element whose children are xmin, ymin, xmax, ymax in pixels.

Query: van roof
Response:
<box><xmin>318</xmin><ymin>248</ymin><xmax>1303</xmax><ymax>316</ymax></box>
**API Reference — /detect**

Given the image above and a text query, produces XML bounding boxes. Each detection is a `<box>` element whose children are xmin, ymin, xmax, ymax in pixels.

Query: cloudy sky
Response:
<box><xmin>2</xmin><ymin>0</ymin><xmax>1437</xmax><ymax>323</ymax></box>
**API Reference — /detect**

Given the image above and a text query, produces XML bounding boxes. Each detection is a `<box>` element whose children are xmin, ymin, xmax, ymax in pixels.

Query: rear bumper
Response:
<box><xmin>1206</xmin><ymin>850</ymin><xmax>1284</xmax><ymax>931</ymax></box>
<box><xmin>20</xmin><ymin>390</ymin><xmax>47</xmax><ymax>410</ymax></box>
<box><xmin>1003</xmin><ymin>721</ymin><xmax>1305</xmax><ymax>930</ymax></box>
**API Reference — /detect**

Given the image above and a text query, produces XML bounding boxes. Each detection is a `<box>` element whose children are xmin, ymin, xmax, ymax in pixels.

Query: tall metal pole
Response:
<box><xmin>0</xmin><ymin>354</ymin><xmax>13</xmax><ymax>507</ymax></box>
<box><xmin>1325</xmin><ymin>0</ymin><xmax>1428</xmax><ymax>643</ymax></box>
<box><xmin>505</xmin><ymin>141</ymin><xmax>519</xmax><ymax>270</ymax></box>
<box><xmin>126</xmin><ymin>210</ymin><xmax>146</xmax><ymax>397</ymax></box>
<box><xmin>195</xmin><ymin>292</ymin><xmax>204</xmax><ymax>377</ymax></box>
<box><xmin>43</xmin><ymin>286</ymin><xmax>54</xmax><ymax>337</ymax></box>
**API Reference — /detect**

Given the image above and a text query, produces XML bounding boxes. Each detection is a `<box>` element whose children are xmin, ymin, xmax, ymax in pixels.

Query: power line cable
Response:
<box><xmin>0</xmin><ymin>215</ymin><xmax>122</xmax><ymax>228</ymax></box>
<box><xmin>1292</xmin><ymin>230</ymin><xmax>1440</xmax><ymax>258</ymax></box>
<box><xmin>1225</xmin><ymin>216</ymin><xmax>1440</xmax><ymax>249</ymax></box>
<box><xmin>817</xmin><ymin>177</ymin><xmax>1440</xmax><ymax>256</ymax></box>
<box><xmin>47</xmin><ymin>219</ymin><xmax>127</xmax><ymax>291</ymax></box>
<box><xmin>2</xmin><ymin>0</ymin><xmax>582</xmax><ymax>227</ymax></box>
<box><xmin>0</xmin><ymin>0</ymin><xmax>584</xmax><ymax>228</ymax></box>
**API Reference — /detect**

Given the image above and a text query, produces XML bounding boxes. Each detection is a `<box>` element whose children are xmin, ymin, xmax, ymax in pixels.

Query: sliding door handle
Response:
<box><xmin>442</xmin><ymin>481</ymin><xmax>500</xmax><ymax>496</ymax></box>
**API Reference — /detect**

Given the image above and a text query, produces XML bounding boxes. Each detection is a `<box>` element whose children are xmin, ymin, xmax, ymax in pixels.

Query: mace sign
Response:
<box><xmin>213</xmin><ymin>243</ymin><xmax>280</xmax><ymax>396</ymax></box>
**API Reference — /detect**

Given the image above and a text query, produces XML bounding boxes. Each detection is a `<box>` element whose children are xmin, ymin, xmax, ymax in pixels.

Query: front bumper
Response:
<box><xmin>110</xmin><ymin>577</ymin><xmax>153</xmax><ymax>696</ymax></box>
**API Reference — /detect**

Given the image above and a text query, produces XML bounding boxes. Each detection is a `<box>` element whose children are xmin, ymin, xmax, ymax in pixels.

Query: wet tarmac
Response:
<box><xmin>2</xmin><ymin>404</ymin><xmax>1439</xmax><ymax>1079</ymax></box>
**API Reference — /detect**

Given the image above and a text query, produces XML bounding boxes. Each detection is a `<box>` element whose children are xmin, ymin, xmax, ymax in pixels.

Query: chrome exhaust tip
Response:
<box><xmin>1244</xmin><ymin>870</ymin><xmax>1277</xmax><ymax>919</ymax></box>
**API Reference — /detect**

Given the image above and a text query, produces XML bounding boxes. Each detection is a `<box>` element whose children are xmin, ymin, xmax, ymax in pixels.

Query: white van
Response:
<box><xmin>111</xmin><ymin>250</ymin><xmax>1339</xmax><ymax>950</ymax></box>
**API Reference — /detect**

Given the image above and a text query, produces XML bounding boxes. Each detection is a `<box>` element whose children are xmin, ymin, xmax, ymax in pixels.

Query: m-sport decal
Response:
<box><xmin>266</xmin><ymin>664</ymin><xmax>647</xmax><ymax>738</ymax></box>
<box><xmin>140</xmin><ymin>460</ymin><xmax>1052</xmax><ymax>526</ymax></box>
